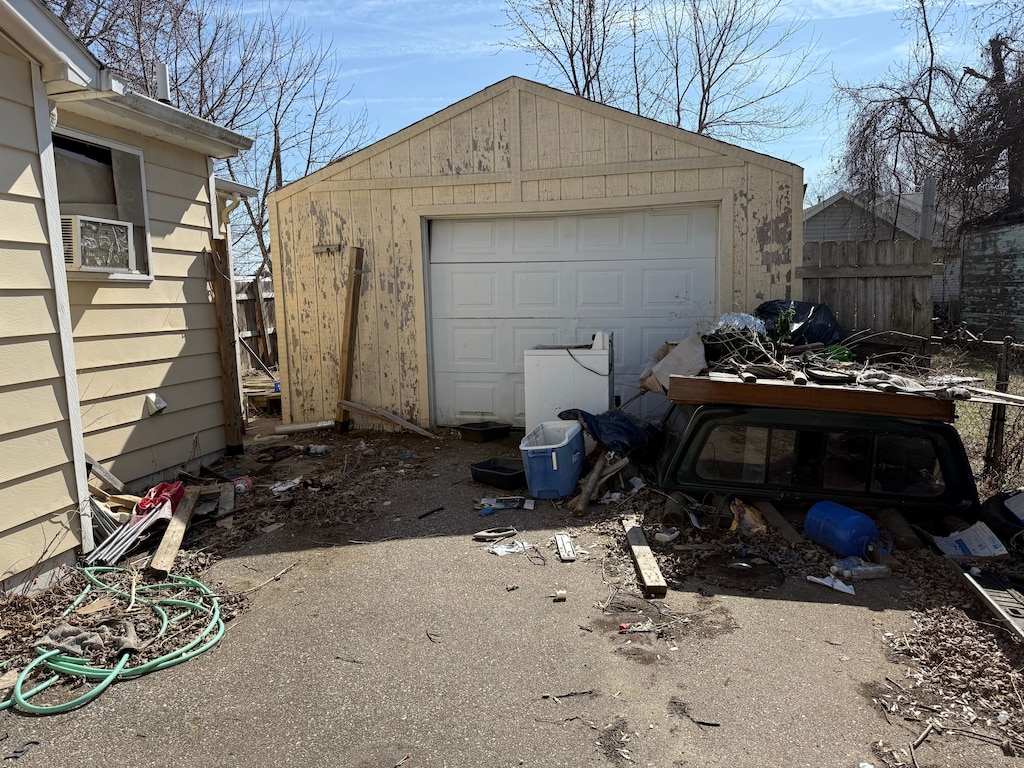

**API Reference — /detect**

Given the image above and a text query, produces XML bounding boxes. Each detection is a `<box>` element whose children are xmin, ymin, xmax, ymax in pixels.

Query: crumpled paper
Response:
<box><xmin>806</xmin><ymin>574</ymin><xmax>856</xmax><ymax>595</ymax></box>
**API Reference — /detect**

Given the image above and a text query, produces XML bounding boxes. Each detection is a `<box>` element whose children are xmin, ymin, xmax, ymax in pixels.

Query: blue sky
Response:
<box><xmin>295</xmin><ymin>0</ymin><xmax>939</xmax><ymax>198</ymax></box>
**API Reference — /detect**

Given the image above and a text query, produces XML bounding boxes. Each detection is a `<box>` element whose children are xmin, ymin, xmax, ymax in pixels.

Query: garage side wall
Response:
<box><xmin>270</xmin><ymin>79</ymin><xmax>801</xmax><ymax>426</ymax></box>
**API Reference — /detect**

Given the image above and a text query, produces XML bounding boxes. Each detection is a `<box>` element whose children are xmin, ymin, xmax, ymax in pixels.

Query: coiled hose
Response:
<box><xmin>1</xmin><ymin>566</ymin><xmax>224</xmax><ymax>714</ymax></box>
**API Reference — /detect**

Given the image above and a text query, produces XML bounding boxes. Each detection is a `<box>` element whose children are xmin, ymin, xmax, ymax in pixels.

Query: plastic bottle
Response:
<box><xmin>830</xmin><ymin>556</ymin><xmax>891</xmax><ymax>580</ymax></box>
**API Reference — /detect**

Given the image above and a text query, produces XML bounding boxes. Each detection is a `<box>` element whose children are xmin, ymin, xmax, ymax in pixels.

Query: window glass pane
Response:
<box><xmin>54</xmin><ymin>134</ymin><xmax>149</xmax><ymax>275</ymax></box>
<box><xmin>872</xmin><ymin>434</ymin><xmax>945</xmax><ymax>497</ymax></box>
<box><xmin>53</xmin><ymin>136</ymin><xmax>117</xmax><ymax>218</ymax></box>
<box><xmin>766</xmin><ymin>429</ymin><xmax>797</xmax><ymax>485</ymax></box>
<box><xmin>823</xmin><ymin>432</ymin><xmax>870</xmax><ymax>492</ymax></box>
<box><xmin>695</xmin><ymin>425</ymin><xmax>769</xmax><ymax>483</ymax></box>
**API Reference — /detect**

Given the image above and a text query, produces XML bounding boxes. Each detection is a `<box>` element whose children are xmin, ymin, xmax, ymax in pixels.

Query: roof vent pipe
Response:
<box><xmin>156</xmin><ymin>62</ymin><xmax>171</xmax><ymax>104</ymax></box>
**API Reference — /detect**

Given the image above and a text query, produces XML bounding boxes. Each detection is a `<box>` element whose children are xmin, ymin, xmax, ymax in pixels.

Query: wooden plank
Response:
<box><xmin>371</xmin><ymin>188</ymin><xmax>400</xmax><ymax>412</ymax></box>
<box><xmin>795</xmin><ymin>264</ymin><xmax>939</xmax><ymax>279</ymax></box>
<box><xmin>338</xmin><ymin>399</ymin><xmax>438</xmax><ymax>439</ymax></box>
<box><xmin>621</xmin><ymin>516</ymin><xmax>668</xmax><ymax>598</ymax></box>
<box><xmin>336</xmin><ymin>247</ymin><xmax>364</xmax><ymax>427</ymax></box>
<box><xmin>208</xmin><ymin>242</ymin><xmax>243</xmax><ymax>452</ymax></box>
<box><xmin>668</xmin><ymin>374</ymin><xmax>955</xmax><ymax>422</ymax></box>
<box><xmin>752</xmin><ymin>500</ymin><xmax>805</xmax><ymax>546</ymax></box>
<box><xmin>391</xmin><ymin>188</ymin><xmax>425</xmax><ymax>425</ymax></box>
<box><xmin>148</xmin><ymin>485</ymin><xmax>201</xmax><ymax>577</ymax></box>
<box><xmin>86</xmin><ymin>452</ymin><xmax>127</xmax><ymax>493</ymax></box>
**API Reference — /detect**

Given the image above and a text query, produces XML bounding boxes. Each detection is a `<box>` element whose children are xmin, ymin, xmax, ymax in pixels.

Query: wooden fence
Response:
<box><xmin>798</xmin><ymin>240</ymin><xmax>936</xmax><ymax>337</ymax></box>
<box><xmin>235</xmin><ymin>276</ymin><xmax>278</xmax><ymax>372</ymax></box>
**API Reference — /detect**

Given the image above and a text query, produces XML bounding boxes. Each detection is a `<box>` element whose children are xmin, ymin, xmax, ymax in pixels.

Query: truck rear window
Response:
<box><xmin>693</xmin><ymin>425</ymin><xmax>946</xmax><ymax>499</ymax></box>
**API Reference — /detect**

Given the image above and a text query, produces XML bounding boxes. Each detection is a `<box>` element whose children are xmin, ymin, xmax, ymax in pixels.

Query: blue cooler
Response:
<box><xmin>519</xmin><ymin>420</ymin><xmax>585</xmax><ymax>499</ymax></box>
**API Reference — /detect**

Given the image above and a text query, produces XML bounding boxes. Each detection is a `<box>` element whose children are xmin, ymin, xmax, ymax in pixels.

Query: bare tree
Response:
<box><xmin>502</xmin><ymin>0</ymin><xmax>640</xmax><ymax>104</ymax></box>
<box><xmin>835</xmin><ymin>0</ymin><xmax>1024</xmax><ymax>225</ymax></box>
<box><xmin>502</xmin><ymin>0</ymin><xmax>822</xmax><ymax>146</ymax></box>
<box><xmin>46</xmin><ymin>0</ymin><xmax>369</xmax><ymax>276</ymax></box>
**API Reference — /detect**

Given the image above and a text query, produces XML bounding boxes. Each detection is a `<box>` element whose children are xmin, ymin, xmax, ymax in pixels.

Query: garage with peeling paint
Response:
<box><xmin>268</xmin><ymin>77</ymin><xmax>803</xmax><ymax>429</ymax></box>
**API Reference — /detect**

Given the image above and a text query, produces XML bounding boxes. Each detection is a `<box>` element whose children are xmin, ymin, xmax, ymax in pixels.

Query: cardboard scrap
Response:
<box><xmin>931</xmin><ymin>521</ymin><xmax>1008</xmax><ymax>558</ymax></box>
<box><xmin>640</xmin><ymin>334</ymin><xmax>708</xmax><ymax>394</ymax></box>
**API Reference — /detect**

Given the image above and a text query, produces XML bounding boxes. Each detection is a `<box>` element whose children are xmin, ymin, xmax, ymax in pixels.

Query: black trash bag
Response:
<box><xmin>753</xmin><ymin>299</ymin><xmax>845</xmax><ymax>347</ymax></box>
<box><xmin>558</xmin><ymin>408</ymin><xmax>661</xmax><ymax>462</ymax></box>
<box><xmin>978</xmin><ymin>492</ymin><xmax>1024</xmax><ymax>551</ymax></box>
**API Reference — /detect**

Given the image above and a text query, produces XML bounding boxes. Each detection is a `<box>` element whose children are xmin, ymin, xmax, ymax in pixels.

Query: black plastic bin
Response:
<box><xmin>470</xmin><ymin>457</ymin><xmax>526</xmax><ymax>490</ymax></box>
<box><xmin>458</xmin><ymin>421</ymin><xmax>512</xmax><ymax>442</ymax></box>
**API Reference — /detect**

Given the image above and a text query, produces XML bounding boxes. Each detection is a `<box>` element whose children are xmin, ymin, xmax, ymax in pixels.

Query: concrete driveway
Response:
<box><xmin>0</xmin><ymin>430</ymin><xmax>1015</xmax><ymax>767</ymax></box>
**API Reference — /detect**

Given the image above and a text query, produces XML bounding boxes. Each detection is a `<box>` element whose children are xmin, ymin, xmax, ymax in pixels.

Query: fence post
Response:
<box><xmin>984</xmin><ymin>335</ymin><xmax>1014</xmax><ymax>475</ymax></box>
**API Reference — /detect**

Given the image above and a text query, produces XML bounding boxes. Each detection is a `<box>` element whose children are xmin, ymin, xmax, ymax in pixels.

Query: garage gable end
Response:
<box><xmin>269</xmin><ymin>77</ymin><xmax>803</xmax><ymax>429</ymax></box>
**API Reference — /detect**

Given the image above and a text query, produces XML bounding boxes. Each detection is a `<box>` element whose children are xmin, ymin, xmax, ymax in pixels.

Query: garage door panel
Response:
<box><xmin>577</xmin><ymin>215</ymin><xmax>624</xmax><ymax>252</ymax></box>
<box><xmin>577</xmin><ymin>269</ymin><xmax>626</xmax><ymax>311</ymax></box>
<box><xmin>450</xmin><ymin>271</ymin><xmax>498</xmax><ymax>311</ymax></box>
<box><xmin>432</xmin><ymin>373</ymin><xmax>527</xmax><ymax>424</ymax></box>
<box><xmin>452</xmin><ymin>220</ymin><xmax>498</xmax><ymax>256</ymax></box>
<box><xmin>513</xmin><ymin>326</ymin><xmax>562</xmax><ymax>364</ymax></box>
<box><xmin>513</xmin><ymin>269</ymin><xmax>562</xmax><ymax>311</ymax></box>
<box><xmin>644</xmin><ymin>210</ymin><xmax>694</xmax><ymax>248</ymax></box>
<box><xmin>436</xmin><ymin>319</ymin><xmax>578</xmax><ymax>372</ymax></box>
<box><xmin>513</xmin><ymin>217</ymin><xmax>559</xmax><ymax>255</ymax></box>
<box><xmin>434</xmin><ymin>321</ymin><xmax>508</xmax><ymax>372</ymax></box>
<box><xmin>430</xmin><ymin>206</ymin><xmax>719</xmax><ymax>426</ymax></box>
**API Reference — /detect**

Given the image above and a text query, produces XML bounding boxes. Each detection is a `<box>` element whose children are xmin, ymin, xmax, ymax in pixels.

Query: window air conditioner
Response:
<box><xmin>60</xmin><ymin>215</ymin><xmax>135</xmax><ymax>273</ymax></box>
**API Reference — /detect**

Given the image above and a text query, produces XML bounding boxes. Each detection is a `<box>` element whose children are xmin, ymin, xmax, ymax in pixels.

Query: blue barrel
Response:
<box><xmin>804</xmin><ymin>501</ymin><xmax>887</xmax><ymax>557</ymax></box>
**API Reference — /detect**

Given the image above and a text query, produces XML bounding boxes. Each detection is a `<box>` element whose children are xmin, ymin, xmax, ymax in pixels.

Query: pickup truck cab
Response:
<box><xmin>657</xmin><ymin>404</ymin><xmax>981</xmax><ymax>523</ymax></box>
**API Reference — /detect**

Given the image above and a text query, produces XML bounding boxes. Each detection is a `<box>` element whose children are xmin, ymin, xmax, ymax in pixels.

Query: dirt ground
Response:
<box><xmin>4</xmin><ymin>420</ymin><xmax>1024</xmax><ymax>767</ymax></box>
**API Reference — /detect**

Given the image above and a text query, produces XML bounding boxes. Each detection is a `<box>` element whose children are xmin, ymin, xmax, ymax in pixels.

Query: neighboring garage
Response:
<box><xmin>269</xmin><ymin>77</ymin><xmax>802</xmax><ymax>429</ymax></box>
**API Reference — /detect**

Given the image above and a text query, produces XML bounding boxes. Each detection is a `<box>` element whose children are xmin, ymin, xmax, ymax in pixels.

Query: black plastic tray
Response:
<box><xmin>458</xmin><ymin>421</ymin><xmax>512</xmax><ymax>442</ymax></box>
<box><xmin>470</xmin><ymin>457</ymin><xmax>526</xmax><ymax>490</ymax></box>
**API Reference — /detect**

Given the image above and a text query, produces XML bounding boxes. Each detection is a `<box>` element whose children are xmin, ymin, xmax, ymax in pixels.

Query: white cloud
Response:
<box><xmin>796</xmin><ymin>0</ymin><xmax>905</xmax><ymax>21</ymax></box>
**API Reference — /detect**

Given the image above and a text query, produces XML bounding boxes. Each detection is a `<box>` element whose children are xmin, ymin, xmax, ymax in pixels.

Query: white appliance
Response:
<box><xmin>524</xmin><ymin>331</ymin><xmax>614</xmax><ymax>433</ymax></box>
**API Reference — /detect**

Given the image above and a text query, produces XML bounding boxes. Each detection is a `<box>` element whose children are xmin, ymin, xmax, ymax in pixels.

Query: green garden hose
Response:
<box><xmin>1</xmin><ymin>567</ymin><xmax>224</xmax><ymax>714</ymax></box>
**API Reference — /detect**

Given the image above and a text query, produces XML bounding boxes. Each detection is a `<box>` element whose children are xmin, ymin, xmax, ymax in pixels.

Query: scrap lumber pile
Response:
<box><xmin>85</xmin><ymin>459</ymin><xmax>235</xmax><ymax>573</ymax></box>
<box><xmin>635</xmin><ymin>303</ymin><xmax>1024</xmax><ymax>412</ymax></box>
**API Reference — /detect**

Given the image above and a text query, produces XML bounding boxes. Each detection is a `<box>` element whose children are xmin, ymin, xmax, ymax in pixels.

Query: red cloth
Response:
<box><xmin>134</xmin><ymin>481</ymin><xmax>185</xmax><ymax>516</ymax></box>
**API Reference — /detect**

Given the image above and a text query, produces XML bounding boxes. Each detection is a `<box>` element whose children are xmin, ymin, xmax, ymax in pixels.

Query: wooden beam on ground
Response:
<box><xmin>621</xmin><ymin>515</ymin><xmax>668</xmax><ymax>598</ymax></box>
<box><xmin>571</xmin><ymin>452</ymin><xmax>607</xmax><ymax>517</ymax></box>
<box><xmin>107</xmin><ymin>493</ymin><xmax>143</xmax><ymax>509</ymax></box>
<box><xmin>337</xmin><ymin>399</ymin><xmax>438</xmax><ymax>440</ymax></box>
<box><xmin>336</xmin><ymin>246</ymin><xmax>364</xmax><ymax>430</ymax></box>
<box><xmin>599</xmin><ymin>457</ymin><xmax>630</xmax><ymax>485</ymax></box>
<box><xmin>752</xmin><ymin>500</ymin><xmax>805</xmax><ymax>546</ymax></box>
<box><xmin>149</xmin><ymin>485</ymin><xmax>202</xmax><ymax>578</ymax></box>
<box><xmin>85</xmin><ymin>453</ymin><xmax>126</xmax><ymax>493</ymax></box>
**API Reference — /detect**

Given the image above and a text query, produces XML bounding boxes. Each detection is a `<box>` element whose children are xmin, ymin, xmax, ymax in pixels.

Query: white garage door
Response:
<box><xmin>429</xmin><ymin>206</ymin><xmax>719</xmax><ymax>426</ymax></box>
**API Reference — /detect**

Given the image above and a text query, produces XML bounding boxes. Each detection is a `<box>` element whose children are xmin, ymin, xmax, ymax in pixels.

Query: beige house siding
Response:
<box><xmin>57</xmin><ymin>113</ymin><xmax>226</xmax><ymax>483</ymax></box>
<box><xmin>270</xmin><ymin>77</ymin><xmax>802</xmax><ymax>427</ymax></box>
<box><xmin>0</xmin><ymin>38</ymin><xmax>80</xmax><ymax>584</ymax></box>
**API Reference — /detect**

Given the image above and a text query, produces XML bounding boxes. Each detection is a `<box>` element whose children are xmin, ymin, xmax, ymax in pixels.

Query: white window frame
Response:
<box><xmin>54</xmin><ymin>127</ymin><xmax>154</xmax><ymax>282</ymax></box>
